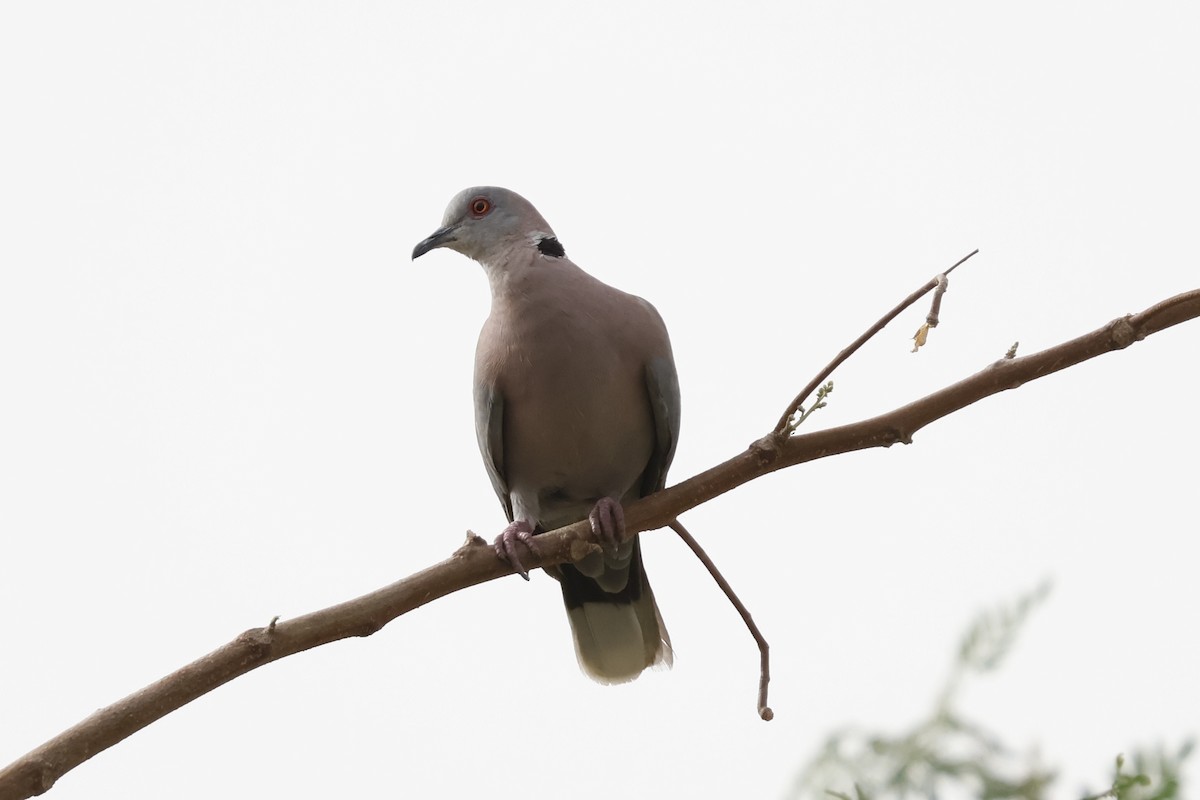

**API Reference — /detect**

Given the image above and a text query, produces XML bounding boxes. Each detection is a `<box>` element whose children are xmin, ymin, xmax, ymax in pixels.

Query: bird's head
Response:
<box><xmin>412</xmin><ymin>186</ymin><xmax>563</xmax><ymax>265</ymax></box>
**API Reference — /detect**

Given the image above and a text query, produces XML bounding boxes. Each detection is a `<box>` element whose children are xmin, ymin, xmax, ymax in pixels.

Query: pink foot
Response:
<box><xmin>494</xmin><ymin>520</ymin><xmax>540</xmax><ymax>580</ymax></box>
<box><xmin>588</xmin><ymin>497</ymin><xmax>625</xmax><ymax>548</ymax></box>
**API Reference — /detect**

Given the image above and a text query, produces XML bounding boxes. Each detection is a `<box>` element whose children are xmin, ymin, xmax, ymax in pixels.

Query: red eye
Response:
<box><xmin>470</xmin><ymin>197</ymin><xmax>491</xmax><ymax>217</ymax></box>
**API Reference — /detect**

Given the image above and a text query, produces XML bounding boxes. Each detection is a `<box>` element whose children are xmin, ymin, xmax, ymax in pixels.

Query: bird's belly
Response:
<box><xmin>504</xmin><ymin>386</ymin><xmax>653</xmax><ymax>530</ymax></box>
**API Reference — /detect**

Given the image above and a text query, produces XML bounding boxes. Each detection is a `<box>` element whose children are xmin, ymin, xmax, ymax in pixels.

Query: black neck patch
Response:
<box><xmin>537</xmin><ymin>236</ymin><xmax>566</xmax><ymax>258</ymax></box>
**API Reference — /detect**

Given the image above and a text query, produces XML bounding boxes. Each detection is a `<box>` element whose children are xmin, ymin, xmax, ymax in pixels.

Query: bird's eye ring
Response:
<box><xmin>470</xmin><ymin>197</ymin><xmax>491</xmax><ymax>217</ymax></box>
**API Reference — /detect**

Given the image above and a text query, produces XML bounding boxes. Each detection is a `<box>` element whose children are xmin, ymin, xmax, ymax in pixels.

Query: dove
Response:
<box><xmin>413</xmin><ymin>187</ymin><xmax>679</xmax><ymax>683</ymax></box>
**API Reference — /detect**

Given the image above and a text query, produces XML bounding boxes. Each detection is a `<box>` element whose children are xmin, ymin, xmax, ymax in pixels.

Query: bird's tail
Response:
<box><xmin>557</xmin><ymin>536</ymin><xmax>673</xmax><ymax>684</ymax></box>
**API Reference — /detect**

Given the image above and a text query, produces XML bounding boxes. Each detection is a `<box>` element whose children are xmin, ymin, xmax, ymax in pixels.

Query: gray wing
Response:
<box><xmin>474</xmin><ymin>382</ymin><xmax>513</xmax><ymax>522</ymax></box>
<box><xmin>641</xmin><ymin>354</ymin><xmax>681</xmax><ymax>496</ymax></box>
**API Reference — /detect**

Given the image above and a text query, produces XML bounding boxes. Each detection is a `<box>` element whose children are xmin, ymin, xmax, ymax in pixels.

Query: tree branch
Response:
<box><xmin>2</xmin><ymin>287</ymin><xmax>1197</xmax><ymax>800</ymax></box>
<box><xmin>775</xmin><ymin>248</ymin><xmax>978</xmax><ymax>434</ymax></box>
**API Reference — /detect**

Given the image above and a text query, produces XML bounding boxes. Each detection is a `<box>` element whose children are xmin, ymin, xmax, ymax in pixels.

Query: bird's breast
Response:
<box><xmin>478</xmin><ymin>300</ymin><xmax>655</xmax><ymax>526</ymax></box>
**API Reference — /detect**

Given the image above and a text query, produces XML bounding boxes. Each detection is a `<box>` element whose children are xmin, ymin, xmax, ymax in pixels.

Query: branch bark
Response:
<box><xmin>2</xmin><ymin>287</ymin><xmax>1197</xmax><ymax>800</ymax></box>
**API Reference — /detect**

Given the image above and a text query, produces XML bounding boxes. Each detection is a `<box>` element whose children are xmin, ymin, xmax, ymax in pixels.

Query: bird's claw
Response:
<box><xmin>494</xmin><ymin>521</ymin><xmax>539</xmax><ymax>580</ymax></box>
<box><xmin>588</xmin><ymin>497</ymin><xmax>625</xmax><ymax>549</ymax></box>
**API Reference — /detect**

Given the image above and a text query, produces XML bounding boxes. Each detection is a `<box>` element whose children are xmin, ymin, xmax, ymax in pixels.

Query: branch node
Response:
<box><xmin>454</xmin><ymin>530</ymin><xmax>489</xmax><ymax>557</ymax></box>
<box><xmin>237</xmin><ymin>627</ymin><xmax>274</xmax><ymax>658</ymax></box>
<box><xmin>1111</xmin><ymin>316</ymin><xmax>1139</xmax><ymax>348</ymax></box>
<box><xmin>749</xmin><ymin>433</ymin><xmax>784</xmax><ymax>464</ymax></box>
<box><xmin>17</xmin><ymin>758</ymin><xmax>56</xmax><ymax>795</ymax></box>
<box><xmin>568</xmin><ymin>539</ymin><xmax>601</xmax><ymax>563</ymax></box>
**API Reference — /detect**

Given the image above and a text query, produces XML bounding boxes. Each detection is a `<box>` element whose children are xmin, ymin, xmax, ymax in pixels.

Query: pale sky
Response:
<box><xmin>2</xmin><ymin>2</ymin><xmax>1197</xmax><ymax>798</ymax></box>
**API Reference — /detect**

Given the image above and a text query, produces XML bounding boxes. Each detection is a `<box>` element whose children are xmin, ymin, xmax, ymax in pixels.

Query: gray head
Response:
<box><xmin>412</xmin><ymin>186</ymin><xmax>565</xmax><ymax>265</ymax></box>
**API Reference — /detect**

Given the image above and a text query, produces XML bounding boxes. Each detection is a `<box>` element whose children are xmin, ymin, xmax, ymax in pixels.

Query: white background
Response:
<box><xmin>2</xmin><ymin>2</ymin><xmax>1197</xmax><ymax>798</ymax></box>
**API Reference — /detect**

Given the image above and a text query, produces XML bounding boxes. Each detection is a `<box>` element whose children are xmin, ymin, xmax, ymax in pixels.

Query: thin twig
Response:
<box><xmin>774</xmin><ymin>249</ymin><xmax>979</xmax><ymax>434</ymax></box>
<box><xmin>911</xmin><ymin>272</ymin><xmax>951</xmax><ymax>352</ymax></box>
<box><xmin>926</xmin><ymin>272</ymin><xmax>950</xmax><ymax>326</ymax></box>
<box><xmin>669</xmin><ymin>519</ymin><xmax>772</xmax><ymax>721</ymax></box>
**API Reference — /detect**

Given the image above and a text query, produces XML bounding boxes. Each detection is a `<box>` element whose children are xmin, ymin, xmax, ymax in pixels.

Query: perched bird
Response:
<box><xmin>412</xmin><ymin>187</ymin><xmax>679</xmax><ymax>683</ymax></box>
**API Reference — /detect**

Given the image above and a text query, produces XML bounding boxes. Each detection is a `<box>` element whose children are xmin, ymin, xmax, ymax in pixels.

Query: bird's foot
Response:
<box><xmin>493</xmin><ymin>520</ymin><xmax>539</xmax><ymax>581</ymax></box>
<box><xmin>588</xmin><ymin>497</ymin><xmax>626</xmax><ymax>549</ymax></box>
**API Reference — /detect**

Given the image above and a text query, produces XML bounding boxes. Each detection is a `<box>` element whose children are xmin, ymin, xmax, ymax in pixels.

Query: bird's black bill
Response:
<box><xmin>412</xmin><ymin>225</ymin><xmax>458</xmax><ymax>259</ymax></box>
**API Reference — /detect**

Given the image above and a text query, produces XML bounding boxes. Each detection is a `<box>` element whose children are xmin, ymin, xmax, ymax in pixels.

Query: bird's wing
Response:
<box><xmin>473</xmin><ymin>381</ymin><xmax>513</xmax><ymax>523</ymax></box>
